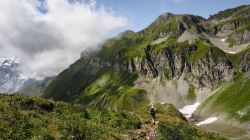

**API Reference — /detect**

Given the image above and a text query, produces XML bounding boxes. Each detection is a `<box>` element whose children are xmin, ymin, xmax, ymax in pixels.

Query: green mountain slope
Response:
<box><xmin>195</xmin><ymin>73</ymin><xmax>250</xmax><ymax>122</ymax></box>
<box><xmin>17</xmin><ymin>77</ymin><xmax>54</xmax><ymax>97</ymax></box>
<box><xmin>208</xmin><ymin>5</ymin><xmax>250</xmax><ymax>21</ymax></box>
<box><xmin>0</xmin><ymin>94</ymin><xmax>225</xmax><ymax>139</ymax></box>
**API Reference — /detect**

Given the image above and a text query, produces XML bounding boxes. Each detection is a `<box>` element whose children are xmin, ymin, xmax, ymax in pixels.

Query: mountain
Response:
<box><xmin>42</xmin><ymin>5</ymin><xmax>250</xmax><ymax>138</ymax></box>
<box><xmin>0</xmin><ymin>57</ymin><xmax>28</xmax><ymax>93</ymax></box>
<box><xmin>16</xmin><ymin>77</ymin><xmax>54</xmax><ymax>97</ymax></box>
<box><xmin>0</xmin><ymin>57</ymin><xmax>53</xmax><ymax>95</ymax></box>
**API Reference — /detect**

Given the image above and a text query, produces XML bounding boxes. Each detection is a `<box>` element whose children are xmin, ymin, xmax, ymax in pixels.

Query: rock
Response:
<box><xmin>230</xmin><ymin>29</ymin><xmax>250</xmax><ymax>45</ymax></box>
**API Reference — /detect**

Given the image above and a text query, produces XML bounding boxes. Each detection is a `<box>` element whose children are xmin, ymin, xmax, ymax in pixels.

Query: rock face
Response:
<box><xmin>238</xmin><ymin>49</ymin><xmax>250</xmax><ymax>72</ymax></box>
<box><xmin>230</xmin><ymin>29</ymin><xmax>250</xmax><ymax>45</ymax></box>
<box><xmin>86</xmin><ymin>43</ymin><xmax>234</xmax><ymax>87</ymax></box>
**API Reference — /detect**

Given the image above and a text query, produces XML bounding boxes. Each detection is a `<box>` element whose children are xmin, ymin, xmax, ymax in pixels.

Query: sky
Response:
<box><xmin>96</xmin><ymin>0</ymin><xmax>250</xmax><ymax>32</ymax></box>
<box><xmin>0</xmin><ymin>0</ymin><xmax>249</xmax><ymax>79</ymax></box>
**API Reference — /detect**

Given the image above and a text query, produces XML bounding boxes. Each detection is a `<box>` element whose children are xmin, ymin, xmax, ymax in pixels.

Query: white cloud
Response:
<box><xmin>0</xmin><ymin>0</ymin><xmax>127</xmax><ymax>78</ymax></box>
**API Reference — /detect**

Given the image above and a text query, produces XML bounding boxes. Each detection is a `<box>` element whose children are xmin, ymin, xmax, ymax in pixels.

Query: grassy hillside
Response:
<box><xmin>0</xmin><ymin>94</ymin><xmax>225</xmax><ymax>139</ymax></box>
<box><xmin>197</xmin><ymin>73</ymin><xmax>250</xmax><ymax>122</ymax></box>
<box><xmin>75</xmin><ymin>71</ymin><xmax>149</xmax><ymax>111</ymax></box>
<box><xmin>0</xmin><ymin>94</ymin><xmax>141</xmax><ymax>139</ymax></box>
<box><xmin>17</xmin><ymin>77</ymin><xmax>54</xmax><ymax>97</ymax></box>
<box><xmin>44</xmin><ymin>69</ymin><xmax>149</xmax><ymax>111</ymax></box>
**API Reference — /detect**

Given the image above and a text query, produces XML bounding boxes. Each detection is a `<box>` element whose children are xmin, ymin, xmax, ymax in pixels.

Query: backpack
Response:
<box><xmin>150</xmin><ymin>107</ymin><xmax>156</xmax><ymax>114</ymax></box>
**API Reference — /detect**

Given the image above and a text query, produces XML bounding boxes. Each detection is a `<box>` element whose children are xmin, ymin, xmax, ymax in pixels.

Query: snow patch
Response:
<box><xmin>222</xmin><ymin>50</ymin><xmax>237</xmax><ymax>54</ymax></box>
<box><xmin>196</xmin><ymin>117</ymin><xmax>218</xmax><ymax>126</ymax></box>
<box><xmin>179</xmin><ymin>102</ymin><xmax>200</xmax><ymax>118</ymax></box>
<box><xmin>221</xmin><ymin>38</ymin><xmax>226</xmax><ymax>42</ymax></box>
<box><xmin>0</xmin><ymin>57</ymin><xmax>19</xmax><ymax>65</ymax></box>
<box><xmin>151</xmin><ymin>36</ymin><xmax>168</xmax><ymax>45</ymax></box>
<box><xmin>228</xmin><ymin>51</ymin><xmax>237</xmax><ymax>54</ymax></box>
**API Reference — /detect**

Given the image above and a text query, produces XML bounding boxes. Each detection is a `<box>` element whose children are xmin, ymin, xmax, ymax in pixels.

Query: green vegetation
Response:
<box><xmin>186</xmin><ymin>84</ymin><xmax>196</xmax><ymax>101</ymax></box>
<box><xmin>43</xmin><ymin>58</ymin><xmax>107</xmax><ymax>102</ymax></box>
<box><xmin>234</xmin><ymin>24</ymin><xmax>250</xmax><ymax>33</ymax></box>
<box><xmin>42</xmin><ymin>7</ymin><xmax>249</xmax><ymax>139</ymax></box>
<box><xmin>0</xmin><ymin>95</ymin><xmax>141</xmax><ymax>139</ymax></box>
<box><xmin>158</xmin><ymin>122</ymin><xmax>225</xmax><ymax>140</ymax></box>
<box><xmin>76</xmin><ymin>71</ymin><xmax>149</xmax><ymax>111</ymax></box>
<box><xmin>232</xmin><ymin>6</ymin><xmax>250</xmax><ymax>18</ymax></box>
<box><xmin>226</xmin><ymin>36</ymin><xmax>237</xmax><ymax>47</ymax></box>
<box><xmin>138</xmin><ymin>104</ymin><xmax>225</xmax><ymax>140</ymax></box>
<box><xmin>152</xmin><ymin>38</ymin><xmax>179</xmax><ymax>53</ymax></box>
<box><xmin>188</xmin><ymin>42</ymin><xmax>212</xmax><ymax>64</ymax></box>
<box><xmin>209</xmin><ymin>5</ymin><xmax>249</xmax><ymax>20</ymax></box>
<box><xmin>17</xmin><ymin>77</ymin><xmax>54</xmax><ymax>97</ymax></box>
<box><xmin>200</xmin><ymin>74</ymin><xmax>250</xmax><ymax>122</ymax></box>
<box><xmin>226</xmin><ymin>24</ymin><xmax>250</xmax><ymax>46</ymax></box>
<box><xmin>0</xmin><ymin>95</ymin><xmax>225</xmax><ymax>139</ymax></box>
<box><xmin>44</xmin><ymin>66</ymin><xmax>148</xmax><ymax>111</ymax></box>
<box><xmin>228</xmin><ymin>46</ymin><xmax>250</xmax><ymax>71</ymax></box>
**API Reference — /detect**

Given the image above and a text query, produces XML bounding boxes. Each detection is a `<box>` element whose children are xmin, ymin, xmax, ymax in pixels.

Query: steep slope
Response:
<box><xmin>17</xmin><ymin>77</ymin><xmax>54</xmax><ymax>97</ymax></box>
<box><xmin>195</xmin><ymin>73</ymin><xmax>250</xmax><ymax>122</ymax></box>
<box><xmin>194</xmin><ymin>46</ymin><xmax>250</xmax><ymax>114</ymax></box>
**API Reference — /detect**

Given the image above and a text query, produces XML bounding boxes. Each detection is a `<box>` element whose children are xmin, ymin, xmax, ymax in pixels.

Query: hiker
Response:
<box><xmin>149</xmin><ymin>104</ymin><xmax>156</xmax><ymax>124</ymax></box>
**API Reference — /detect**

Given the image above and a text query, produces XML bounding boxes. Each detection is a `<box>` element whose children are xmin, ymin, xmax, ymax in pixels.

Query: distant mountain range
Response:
<box><xmin>0</xmin><ymin>57</ymin><xmax>28</xmax><ymax>93</ymax></box>
<box><xmin>0</xmin><ymin>57</ymin><xmax>53</xmax><ymax>95</ymax></box>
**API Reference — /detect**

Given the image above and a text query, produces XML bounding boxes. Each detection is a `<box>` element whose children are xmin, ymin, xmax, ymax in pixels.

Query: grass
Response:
<box><xmin>0</xmin><ymin>95</ymin><xmax>226</xmax><ymax>139</ymax></box>
<box><xmin>43</xmin><ymin>58</ymin><xmax>109</xmax><ymax>102</ymax></box>
<box><xmin>75</xmin><ymin>70</ymin><xmax>149</xmax><ymax>111</ymax></box>
<box><xmin>234</xmin><ymin>24</ymin><xmax>250</xmax><ymax>33</ymax></box>
<box><xmin>226</xmin><ymin>24</ymin><xmax>250</xmax><ymax>46</ymax></box>
<box><xmin>186</xmin><ymin>84</ymin><xmax>196</xmax><ymax>101</ymax></box>
<box><xmin>158</xmin><ymin>122</ymin><xmax>225</xmax><ymax>140</ymax></box>
<box><xmin>226</xmin><ymin>36</ymin><xmax>237</xmax><ymax>47</ymax></box>
<box><xmin>137</xmin><ymin>104</ymin><xmax>225</xmax><ymax>140</ymax></box>
<box><xmin>0</xmin><ymin>94</ymin><xmax>141</xmax><ymax>139</ymax></box>
<box><xmin>208</xmin><ymin>5</ymin><xmax>249</xmax><ymax>20</ymax></box>
<box><xmin>199</xmin><ymin>74</ymin><xmax>250</xmax><ymax>122</ymax></box>
<box><xmin>188</xmin><ymin>42</ymin><xmax>212</xmax><ymax>64</ymax></box>
<box><xmin>228</xmin><ymin>46</ymin><xmax>250</xmax><ymax>72</ymax></box>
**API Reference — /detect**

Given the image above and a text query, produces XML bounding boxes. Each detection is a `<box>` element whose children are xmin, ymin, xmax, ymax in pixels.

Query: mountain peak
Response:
<box><xmin>117</xmin><ymin>30</ymin><xmax>135</xmax><ymax>38</ymax></box>
<box><xmin>0</xmin><ymin>57</ymin><xmax>19</xmax><ymax>67</ymax></box>
<box><xmin>153</xmin><ymin>12</ymin><xmax>175</xmax><ymax>24</ymax></box>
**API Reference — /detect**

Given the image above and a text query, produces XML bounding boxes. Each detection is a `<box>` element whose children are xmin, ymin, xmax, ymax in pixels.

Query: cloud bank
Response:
<box><xmin>0</xmin><ymin>0</ymin><xmax>127</xmax><ymax>78</ymax></box>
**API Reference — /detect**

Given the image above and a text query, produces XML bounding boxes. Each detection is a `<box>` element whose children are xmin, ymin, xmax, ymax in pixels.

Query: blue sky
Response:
<box><xmin>96</xmin><ymin>0</ymin><xmax>250</xmax><ymax>32</ymax></box>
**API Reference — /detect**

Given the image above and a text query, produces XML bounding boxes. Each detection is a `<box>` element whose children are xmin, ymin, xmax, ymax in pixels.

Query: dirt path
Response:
<box><xmin>146</xmin><ymin>123</ymin><xmax>158</xmax><ymax>140</ymax></box>
<box><xmin>131</xmin><ymin>114</ymin><xmax>159</xmax><ymax>140</ymax></box>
